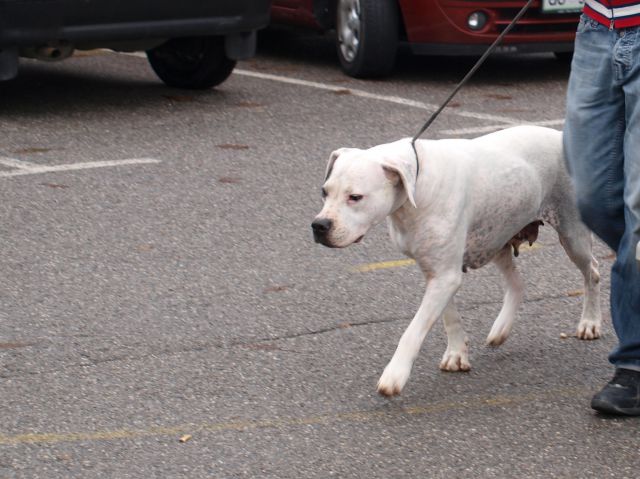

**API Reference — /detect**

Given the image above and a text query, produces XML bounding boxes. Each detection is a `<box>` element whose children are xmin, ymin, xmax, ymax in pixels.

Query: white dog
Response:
<box><xmin>312</xmin><ymin>126</ymin><xmax>601</xmax><ymax>397</ymax></box>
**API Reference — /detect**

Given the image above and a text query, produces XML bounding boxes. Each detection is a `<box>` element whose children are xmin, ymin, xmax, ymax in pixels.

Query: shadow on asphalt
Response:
<box><xmin>0</xmin><ymin>58</ymin><xmax>229</xmax><ymax>117</ymax></box>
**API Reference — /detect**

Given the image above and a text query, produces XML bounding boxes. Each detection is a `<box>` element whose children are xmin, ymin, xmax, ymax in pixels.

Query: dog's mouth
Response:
<box><xmin>315</xmin><ymin>234</ymin><xmax>364</xmax><ymax>248</ymax></box>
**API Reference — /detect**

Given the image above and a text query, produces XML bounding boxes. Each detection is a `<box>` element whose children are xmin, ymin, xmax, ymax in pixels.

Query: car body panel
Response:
<box><xmin>271</xmin><ymin>0</ymin><xmax>580</xmax><ymax>54</ymax></box>
<box><xmin>271</xmin><ymin>0</ymin><xmax>329</xmax><ymax>29</ymax></box>
<box><xmin>0</xmin><ymin>0</ymin><xmax>271</xmax><ymax>46</ymax></box>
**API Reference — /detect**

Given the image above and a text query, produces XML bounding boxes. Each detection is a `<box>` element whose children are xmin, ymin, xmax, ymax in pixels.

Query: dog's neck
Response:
<box><xmin>387</xmin><ymin>202</ymin><xmax>418</xmax><ymax>258</ymax></box>
<box><xmin>389</xmin><ymin>202</ymin><xmax>411</xmax><ymax>227</ymax></box>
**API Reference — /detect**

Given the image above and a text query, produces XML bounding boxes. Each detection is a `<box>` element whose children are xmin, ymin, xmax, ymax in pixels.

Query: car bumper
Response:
<box><xmin>401</xmin><ymin>0</ymin><xmax>578</xmax><ymax>53</ymax></box>
<box><xmin>410</xmin><ymin>40</ymin><xmax>574</xmax><ymax>56</ymax></box>
<box><xmin>0</xmin><ymin>0</ymin><xmax>271</xmax><ymax>46</ymax></box>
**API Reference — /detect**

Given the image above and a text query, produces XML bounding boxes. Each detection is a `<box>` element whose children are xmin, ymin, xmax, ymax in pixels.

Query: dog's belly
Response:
<box><xmin>462</xmin><ymin>219</ymin><xmax>508</xmax><ymax>269</ymax></box>
<box><xmin>463</xmin><ymin>245</ymin><xmax>503</xmax><ymax>270</ymax></box>
<box><xmin>463</xmin><ymin>220</ymin><xmax>543</xmax><ymax>270</ymax></box>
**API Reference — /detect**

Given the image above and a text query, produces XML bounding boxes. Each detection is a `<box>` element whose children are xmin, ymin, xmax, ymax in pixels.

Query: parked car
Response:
<box><xmin>271</xmin><ymin>0</ymin><xmax>583</xmax><ymax>78</ymax></box>
<box><xmin>0</xmin><ymin>0</ymin><xmax>271</xmax><ymax>88</ymax></box>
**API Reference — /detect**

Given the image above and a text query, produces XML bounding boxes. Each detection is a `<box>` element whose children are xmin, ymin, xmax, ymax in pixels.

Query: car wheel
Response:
<box><xmin>146</xmin><ymin>36</ymin><xmax>236</xmax><ymax>89</ymax></box>
<box><xmin>336</xmin><ymin>0</ymin><xmax>399</xmax><ymax>78</ymax></box>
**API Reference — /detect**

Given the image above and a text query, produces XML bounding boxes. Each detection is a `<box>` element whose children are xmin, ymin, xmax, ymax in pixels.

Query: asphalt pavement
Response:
<box><xmin>1</xmin><ymin>29</ymin><xmax>638</xmax><ymax>478</ymax></box>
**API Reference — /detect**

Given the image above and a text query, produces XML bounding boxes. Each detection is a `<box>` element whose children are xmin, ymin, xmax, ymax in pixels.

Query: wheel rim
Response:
<box><xmin>337</xmin><ymin>0</ymin><xmax>361</xmax><ymax>62</ymax></box>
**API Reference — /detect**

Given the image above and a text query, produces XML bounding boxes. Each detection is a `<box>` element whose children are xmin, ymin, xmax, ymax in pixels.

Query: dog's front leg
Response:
<box><xmin>377</xmin><ymin>271</ymin><xmax>462</xmax><ymax>396</ymax></box>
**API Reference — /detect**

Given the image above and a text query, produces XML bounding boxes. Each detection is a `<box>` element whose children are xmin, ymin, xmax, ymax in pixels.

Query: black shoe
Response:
<box><xmin>591</xmin><ymin>368</ymin><xmax>640</xmax><ymax>416</ymax></box>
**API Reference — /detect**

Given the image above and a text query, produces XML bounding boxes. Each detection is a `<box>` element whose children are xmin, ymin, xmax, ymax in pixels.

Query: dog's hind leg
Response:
<box><xmin>486</xmin><ymin>246</ymin><xmax>524</xmax><ymax>347</ymax></box>
<box><xmin>555</xmin><ymin>223</ymin><xmax>602</xmax><ymax>339</ymax></box>
<box><xmin>440</xmin><ymin>300</ymin><xmax>471</xmax><ymax>372</ymax></box>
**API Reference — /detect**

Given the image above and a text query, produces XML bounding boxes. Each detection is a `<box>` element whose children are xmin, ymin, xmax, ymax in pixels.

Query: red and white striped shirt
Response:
<box><xmin>585</xmin><ymin>0</ymin><xmax>640</xmax><ymax>28</ymax></box>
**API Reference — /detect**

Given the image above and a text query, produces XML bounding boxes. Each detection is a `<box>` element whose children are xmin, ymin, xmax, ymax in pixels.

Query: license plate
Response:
<box><xmin>541</xmin><ymin>0</ymin><xmax>584</xmax><ymax>14</ymax></box>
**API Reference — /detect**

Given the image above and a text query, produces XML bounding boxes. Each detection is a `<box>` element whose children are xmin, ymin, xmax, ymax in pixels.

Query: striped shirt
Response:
<box><xmin>585</xmin><ymin>0</ymin><xmax>640</xmax><ymax>28</ymax></box>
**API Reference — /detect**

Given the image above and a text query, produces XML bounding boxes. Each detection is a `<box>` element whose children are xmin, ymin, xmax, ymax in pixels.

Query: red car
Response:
<box><xmin>271</xmin><ymin>0</ymin><xmax>583</xmax><ymax>77</ymax></box>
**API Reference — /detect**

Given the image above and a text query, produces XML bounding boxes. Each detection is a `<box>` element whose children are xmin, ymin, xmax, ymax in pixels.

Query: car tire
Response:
<box><xmin>146</xmin><ymin>36</ymin><xmax>236</xmax><ymax>89</ymax></box>
<box><xmin>335</xmin><ymin>0</ymin><xmax>399</xmax><ymax>78</ymax></box>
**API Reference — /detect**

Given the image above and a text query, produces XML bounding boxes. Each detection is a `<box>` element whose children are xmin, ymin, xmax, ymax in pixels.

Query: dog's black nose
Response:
<box><xmin>312</xmin><ymin>218</ymin><xmax>332</xmax><ymax>237</ymax></box>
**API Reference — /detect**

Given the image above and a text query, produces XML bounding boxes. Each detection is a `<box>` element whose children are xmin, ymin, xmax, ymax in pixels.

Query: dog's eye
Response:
<box><xmin>321</xmin><ymin>188</ymin><xmax>328</xmax><ymax>199</ymax></box>
<box><xmin>348</xmin><ymin>194</ymin><xmax>363</xmax><ymax>203</ymax></box>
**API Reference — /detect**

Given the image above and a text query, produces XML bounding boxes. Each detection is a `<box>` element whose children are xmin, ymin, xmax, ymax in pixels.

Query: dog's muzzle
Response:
<box><xmin>312</xmin><ymin>218</ymin><xmax>333</xmax><ymax>244</ymax></box>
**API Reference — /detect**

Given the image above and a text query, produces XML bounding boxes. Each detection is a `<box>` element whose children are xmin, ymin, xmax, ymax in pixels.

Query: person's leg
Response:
<box><xmin>564</xmin><ymin>15</ymin><xmax>625</xmax><ymax>252</ymax></box>
<box><xmin>565</xmin><ymin>17</ymin><xmax>640</xmax><ymax>415</ymax></box>
<box><xmin>607</xmin><ymin>27</ymin><xmax>640</xmax><ymax>369</ymax></box>
<box><xmin>593</xmin><ymin>117</ymin><xmax>640</xmax><ymax>415</ymax></box>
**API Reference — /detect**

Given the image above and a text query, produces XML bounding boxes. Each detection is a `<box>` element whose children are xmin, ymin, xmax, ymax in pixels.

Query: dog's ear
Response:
<box><xmin>324</xmin><ymin>148</ymin><xmax>352</xmax><ymax>181</ymax></box>
<box><xmin>381</xmin><ymin>151</ymin><xmax>417</xmax><ymax>208</ymax></box>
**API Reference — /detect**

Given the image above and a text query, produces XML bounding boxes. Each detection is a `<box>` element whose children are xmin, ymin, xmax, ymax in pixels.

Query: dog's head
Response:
<box><xmin>311</xmin><ymin>140</ymin><xmax>417</xmax><ymax>248</ymax></box>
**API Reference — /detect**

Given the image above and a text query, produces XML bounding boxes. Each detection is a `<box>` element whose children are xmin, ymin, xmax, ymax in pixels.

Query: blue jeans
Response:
<box><xmin>564</xmin><ymin>14</ymin><xmax>640</xmax><ymax>369</ymax></box>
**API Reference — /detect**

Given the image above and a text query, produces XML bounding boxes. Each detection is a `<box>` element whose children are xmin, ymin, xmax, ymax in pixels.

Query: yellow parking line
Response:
<box><xmin>517</xmin><ymin>242</ymin><xmax>543</xmax><ymax>253</ymax></box>
<box><xmin>353</xmin><ymin>243</ymin><xmax>544</xmax><ymax>273</ymax></box>
<box><xmin>0</xmin><ymin>387</ymin><xmax>585</xmax><ymax>446</ymax></box>
<box><xmin>352</xmin><ymin>258</ymin><xmax>416</xmax><ymax>272</ymax></box>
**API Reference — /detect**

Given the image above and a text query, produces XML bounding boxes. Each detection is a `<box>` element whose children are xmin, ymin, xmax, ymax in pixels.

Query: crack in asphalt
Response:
<box><xmin>0</xmin><ymin>292</ymin><xmax>585</xmax><ymax>378</ymax></box>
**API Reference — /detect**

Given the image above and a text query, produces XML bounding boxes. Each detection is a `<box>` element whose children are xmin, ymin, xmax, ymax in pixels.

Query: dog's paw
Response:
<box><xmin>577</xmin><ymin>319</ymin><xmax>601</xmax><ymax>340</ymax></box>
<box><xmin>377</xmin><ymin>363</ymin><xmax>410</xmax><ymax>397</ymax></box>
<box><xmin>486</xmin><ymin>332</ymin><xmax>508</xmax><ymax>347</ymax></box>
<box><xmin>486</xmin><ymin>321</ymin><xmax>513</xmax><ymax>347</ymax></box>
<box><xmin>439</xmin><ymin>347</ymin><xmax>471</xmax><ymax>372</ymax></box>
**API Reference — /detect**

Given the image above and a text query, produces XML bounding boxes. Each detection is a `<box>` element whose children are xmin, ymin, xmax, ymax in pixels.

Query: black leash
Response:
<box><xmin>410</xmin><ymin>0</ymin><xmax>536</xmax><ymax>178</ymax></box>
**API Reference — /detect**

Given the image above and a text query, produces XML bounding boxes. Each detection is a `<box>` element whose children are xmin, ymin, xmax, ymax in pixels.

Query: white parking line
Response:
<box><xmin>234</xmin><ymin>69</ymin><xmax>527</xmax><ymax>126</ymax></box>
<box><xmin>0</xmin><ymin>158</ymin><xmax>161</xmax><ymax>178</ymax></box>
<box><xmin>0</xmin><ymin>157</ymin><xmax>39</xmax><ymax>169</ymax></box>
<box><xmin>440</xmin><ymin>118</ymin><xmax>565</xmax><ymax>136</ymax></box>
<box><xmin>122</xmin><ymin>52</ymin><xmax>565</xmax><ymax>135</ymax></box>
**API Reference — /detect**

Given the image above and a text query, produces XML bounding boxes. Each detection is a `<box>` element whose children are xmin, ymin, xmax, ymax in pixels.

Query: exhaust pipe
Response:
<box><xmin>21</xmin><ymin>41</ymin><xmax>74</xmax><ymax>62</ymax></box>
